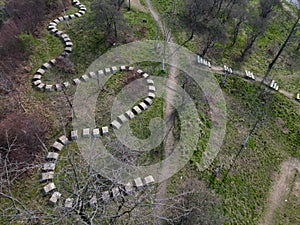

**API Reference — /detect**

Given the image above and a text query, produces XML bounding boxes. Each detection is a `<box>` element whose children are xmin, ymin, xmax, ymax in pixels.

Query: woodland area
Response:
<box><xmin>0</xmin><ymin>0</ymin><xmax>300</xmax><ymax>224</ymax></box>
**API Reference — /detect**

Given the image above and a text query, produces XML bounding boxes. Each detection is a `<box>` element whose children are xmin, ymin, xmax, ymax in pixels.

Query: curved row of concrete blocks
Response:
<box><xmin>41</xmin><ymin>134</ymin><xmax>155</xmax><ymax>207</ymax></box>
<box><xmin>32</xmin><ymin>0</ymin><xmax>86</xmax><ymax>92</ymax></box>
<box><xmin>41</xmin><ymin>66</ymin><xmax>156</xmax><ymax>206</ymax></box>
<box><xmin>70</xmin><ymin>67</ymin><xmax>156</xmax><ymax>140</ymax></box>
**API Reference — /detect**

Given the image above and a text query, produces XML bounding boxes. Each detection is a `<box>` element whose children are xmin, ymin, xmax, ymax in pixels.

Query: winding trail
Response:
<box><xmin>258</xmin><ymin>157</ymin><xmax>300</xmax><ymax>225</ymax></box>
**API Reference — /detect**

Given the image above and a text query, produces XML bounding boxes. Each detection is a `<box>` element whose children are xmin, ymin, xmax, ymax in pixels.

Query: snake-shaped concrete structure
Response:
<box><xmin>34</xmin><ymin>0</ymin><xmax>300</xmax><ymax>208</ymax></box>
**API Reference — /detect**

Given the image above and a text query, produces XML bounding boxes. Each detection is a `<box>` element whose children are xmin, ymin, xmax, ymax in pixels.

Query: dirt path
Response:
<box><xmin>258</xmin><ymin>157</ymin><xmax>300</xmax><ymax>225</ymax></box>
<box><xmin>130</xmin><ymin>0</ymin><xmax>148</xmax><ymax>12</ymax></box>
<box><xmin>144</xmin><ymin>0</ymin><xmax>180</xmax><ymax>223</ymax></box>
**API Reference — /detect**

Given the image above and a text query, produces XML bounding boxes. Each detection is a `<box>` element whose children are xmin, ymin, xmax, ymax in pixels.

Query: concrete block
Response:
<box><xmin>57</xmin><ymin>16</ymin><xmax>64</xmax><ymax>21</ymax></box>
<box><xmin>101</xmin><ymin>191</ymin><xmax>110</xmax><ymax>203</ymax></box>
<box><xmin>63</xmin><ymin>82</ymin><xmax>70</xmax><ymax>88</ymax></box>
<box><xmin>43</xmin><ymin>163</ymin><xmax>55</xmax><ymax>171</ymax></box>
<box><xmin>56</xmin><ymin>31</ymin><xmax>63</xmax><ymax>37</ymax></box>
<box><xmin>111</xmin><ymin>187</ymin><xmax>120</xmax><ymax>199</ymax></box>
<box><xmin>75</xmin><ymin>13</ymin><xmax>82</xmax><ymax>17</ymax></box>
<box><xmin>142</xmin><ymin>73</ymin><xmax>149</xmax><ymax>78</ymax></box>
<box><xmin>101</xmin><ymin>127</ymin><xmax>109</xmax><ymax>136</ymax></box>
<box><xmin>37</xmin><ymin>68</ymin><xmax>45</xmax><ymax>75</ymax></box>
<box><xmin>296</xmin><ymin>93</ymin><xmax>300</xmax><ymax>100</ymax></box>
<box><xmin>81</xmin><ymin>74</ymin><xmax>89</xmax><ymax>82</ymax></box>
<box><xmin>125</xmin><ymin>110</ymin><xmax>135</xmax><ymax>120</ymax></box>
<box><xmin>41</xmin><ymin>172</ymin><xmax>54</xmax><ymax>181</ymax></box>
<box><xmin>52</xmin><ymin>141</ymin><xmax>64</xmax><ymax>151</ymax></box>
<box><xmin>139</xmin><ymin>102</ymin><xmax>148</xmax><ymax>110</ymax></box>
<box><xmin>89</xmin><ymin>71</ymin><xmax>96</xmax><ymax>78</ymax></box>
<box><xmin>54</xmin><ymin>84</ymin><xmax>61</xmax><ymax>92</ymax></box>
<box><xmin>143</xmin><ymin>175</ymin><xmax>155</xmax><ymax>185</ymax></box>
<box><xmin>37</xmin><ymin>83</ymin><xmax>45</xmax><ymax>90</ymax></box>
<box><xmin>61</xmin><ymin>34</ymin><xmax>68</xmax><ymax>38</ymax></box>
<box><xmin>69</xmin><ymin>14</ymin><xmax>76</xmax><ymax>19</ymax></box>
<box><xmin>33</xmin><ymin>80</ymin><xmax>41</xmax><ymax>86</ymax></box>
<box><xmin>65</xmin><ymin>41</ymin><xmax>73</xmax><ymax>47</ymax></box>
<box><xmin>50</xmin><ymin>28</ymin><xmax>58</xmax><ymax>33</ymax></box>
<box><xmin>128</xmin><ymin>66</ymin><xmax>134</xmax><ymax>71</ymax></box>
<box><xmin>82</xmin><ymin>128</ymin><xmax>90</xmax><ymax>138</ymax></box>
<box><xmin>49</xmin><ymin>191</ymin><xmax>61</xmax><ymax>204</ymax></box>
<box><xmin>105</xmin><ymin>68</ymin><xmax>111</xmax><ymax>75</ymax></box>
<box><xmin>49</xmin><ymin>22</ymin><xmax>57</xmax><ymax>27</ymax></box>
<box><xmin>58</xmin><ymin>135</ymin><xmax>68</xmax><ymax>145</ymax></box>
<box><xmin>147</xmin><ymin>79</ymin><xmax>154</xmax><ymax>85</ymax></box>
<box><xmin>111</xmin><ymin>66</ymin><xmax>118</xmax><ymax>73</ymax></box>
<box><xmin>49</xmin><ymin>59</ymin><xmax>56</xmax><ymax>65</ymax></box>
<box><xmin>65</xmin><ymin>198</ymin><xmax>74</xmax><ymax>208</ymax></box>
<box><xmin>111</xmin><ymin>120</ymin><xmax>122</xmax><ymax>130</ymax></box>
<box><xmin>134</xmin><ymin>177</ymin><xmax>143</xmax><ymax>189</ymax></box>
<box><xmin>65</xmin><ymin>47</ymin><xmax>72</xmax><ymax>53</ymax></box>
<box><xmin>124</xmin><ymin>182</ymin><xmax>133</xmax><ymax>194</ymax></box>
<box><xmin>46</xmin><ymin>152</ymin><xmax>59</xmax><ymax>161</ymax></box>
<box><xmin>117</xmin><ymin>114</ymin><xmax>128</xmax><ymax>124</ymax></box>
<box><xmin>53</xmin><ymin>19</ymin><xmax>60</xmax><ymax>24</ymax></box>
<box><xmin>89</xmin><ymin>195</ymin><xmax>97</xmax><ymax>207</ymax></box>
<box><xmin>144</xmin><ymin>97</ymin><xmax>153</xmax><ymax>105</ymax></box>
<box><xmin>78</xmin><ymin>10</ymin><xmax>85</xmax><ymax>15</ymax></box>
<box><xmin>97</xmin><ymin>70</ymin><xmax>104</xmax><ymax>77</ymax></box>
<box><xmin>132</xmin><ymin>106</ymin><xmax>142</xmax><ymax>114</ymax></box>
<box><xmin>73</xmin><ymin>78</ymin><xmax>81</xmax><ymax>85</ymax></box>
<box><xmin>43</xmin><ymin>182</ymin><xmax>56</xmax><ymax>194</ymax></box>
<box><xmin>92</xmin><ymin>128</ymin><xmax>100</xmax><ymax>138</ymax></box>
<box><xmin>148</xmin><ymin>85</ymin><xmax>156</xmax><ymax>92</ymax></box>
<box><xmin>137</xmin><ymin>69</ymin><xmax>143</xmax><ymax>75</ymax></box>
<box><xmin>45</xmin><ymin>85</ymin><xmax>53</xmax><ymax>92</ymax></box>
<box><xmin>71</xmin><ymin>130</ymin><xmax>78</xmax><ymax>141</ymax></box>
<box><xmin>120</xmin><ymin>65</ymin><xmax>126</xmax><ymax>71</ymax></box>
<box><xmin>33</xmin><ymin>74</ymin><xmax>42</xmax><ymax>80</ymax></box>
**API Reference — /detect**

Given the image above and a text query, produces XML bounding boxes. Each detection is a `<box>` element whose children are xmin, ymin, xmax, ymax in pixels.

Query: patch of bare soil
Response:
<box><xmin>258</xmin><ymin>157</ymin><xmax>300</xmax><ymax>225</ymax></box>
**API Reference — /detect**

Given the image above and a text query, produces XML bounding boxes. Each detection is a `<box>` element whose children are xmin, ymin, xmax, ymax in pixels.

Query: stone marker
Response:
<box><xmin>111</xmin><ymin>120</ymin><xmax>122</xmax><ymax>130</ymax></box>
<box><xmin>92</xmin><ymin>128</ymin><xmax>100</xmax><ymax>138</ymax></box>
<box><xmin>49</xmin><ymin>191</ymin><xmax>61</xmax><ymax>204</ymax></box>
<box><xmin>43</xmin><ymin>182</ymin><xmax>56</xmax><ymax>194</ymax></box>
<box><xmin>41</xmin><ymin>172</ymin><xmax>54</xmax><ymax>181</ymax></box>
<box><xmin>82</xmin><ymin>128</ymin><xmax>90</xmax><ymax>138</ymax></box>
<box><xmin>143</xmin><ymin>175</ymin><xmax>155</xmax><ymax>185</ymax></box>
<box><xmin>71</xmin><ymin>130</ymin><xmax>78</xmax><ymax>141</ymax></box>
<box><xmin>46</xmin><ymin>152</ymin><xmax>59</xmax><ymax>161</ymax></box>
<box><xmin>43</xmin><ymin>163</ymin><xmax>56</xmax><ymax>171</ymax></box>
<box><xmin>134</xmin><ymin>177</ymin><xmax>143</xmax><ymax>189</ymax></box>
<box><xmin>52</xmin><ymin>141</ymin><xmax>64</xmax><ymax>151</ymax></box>
<box><xmin>101</xmin><ymin>126</ymin><xmax>109</xmax><ymax>136</ymax></box>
